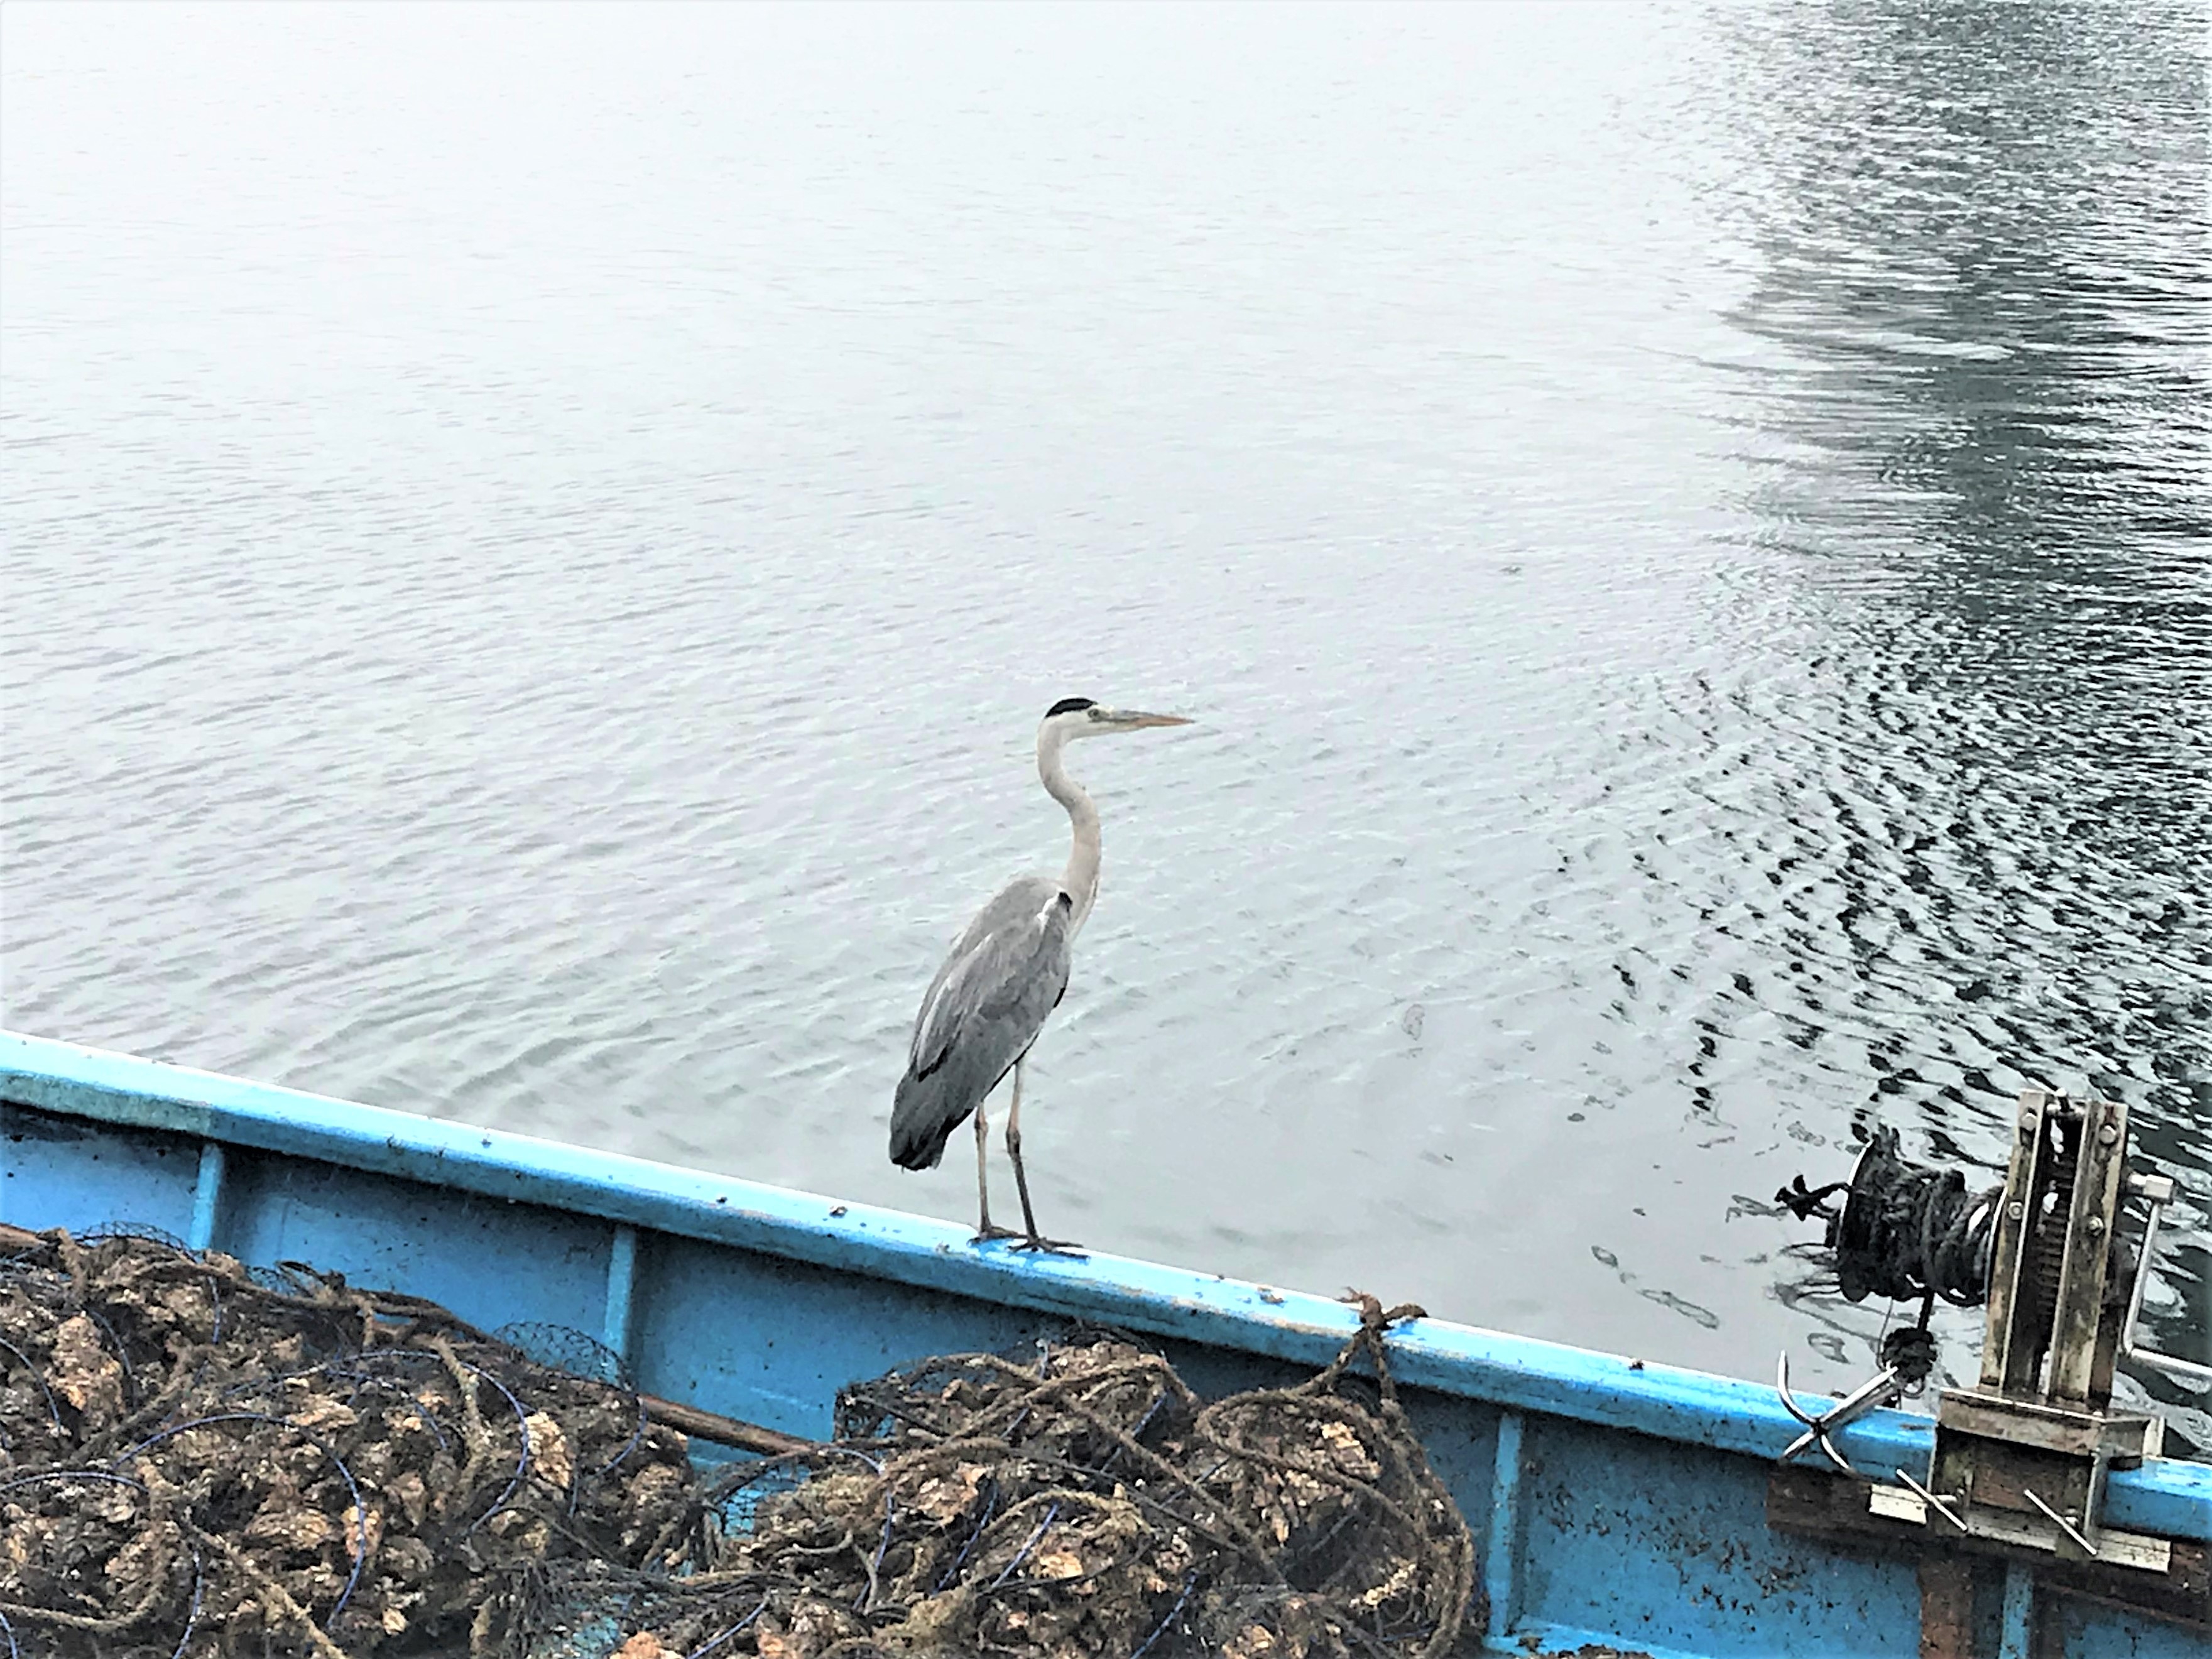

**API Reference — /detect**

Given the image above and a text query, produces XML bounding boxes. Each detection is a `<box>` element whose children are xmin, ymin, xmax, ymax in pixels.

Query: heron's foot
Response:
<box><xmin>1010</xmin><ymin>1234</ymin><xmax>1085</xmax><ymax>1257</ymax></box>
<box><xmin>971</xmin><ymin>1223</ymin><xmax>1021</xmax><ymax>1245</ymax></box>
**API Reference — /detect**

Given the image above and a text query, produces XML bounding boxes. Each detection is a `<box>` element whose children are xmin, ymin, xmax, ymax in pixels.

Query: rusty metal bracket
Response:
<box><xmin>1929</xmin><ymin>1388</ymin><xmax>2164</xmax><ymax>1564</ymax></box>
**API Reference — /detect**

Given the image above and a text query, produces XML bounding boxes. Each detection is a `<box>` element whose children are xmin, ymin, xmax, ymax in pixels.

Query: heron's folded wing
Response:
<box><xmin>907</xmin><ymin>889</ymin><xmax>1073</xmax><ymax>1083</ymax></box>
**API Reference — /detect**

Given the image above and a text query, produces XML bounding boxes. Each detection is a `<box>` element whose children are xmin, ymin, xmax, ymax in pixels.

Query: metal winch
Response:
<box><xmin>1775</xmin><ymin>1088</ymin><xmax>2208</xmax><ymax>1572</ymax></box>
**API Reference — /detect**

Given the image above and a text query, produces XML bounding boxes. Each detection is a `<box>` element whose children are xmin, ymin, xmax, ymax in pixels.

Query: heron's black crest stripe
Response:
<box><xmin>1045</xmin><ymin>697</ymin><xmax>1098</xmax><ymax>718</ymax></box>
<box><xmin>1054</xmin><ymin>891</ymin><xmax>1072</xmax><ymax>911</ymax></box>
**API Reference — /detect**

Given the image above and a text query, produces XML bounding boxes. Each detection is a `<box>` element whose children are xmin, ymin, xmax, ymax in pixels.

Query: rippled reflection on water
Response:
<box><xmin>4</xmin><ymin>2</ymin><xmax>2204</xmax><ymax>1426</ymax></box>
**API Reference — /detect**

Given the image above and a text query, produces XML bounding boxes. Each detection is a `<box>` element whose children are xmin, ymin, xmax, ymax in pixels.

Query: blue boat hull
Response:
<box><xmin>3</xmin><ymin>1031</ymin><xmax>2204</xmax><ymax>1658</ymax></box>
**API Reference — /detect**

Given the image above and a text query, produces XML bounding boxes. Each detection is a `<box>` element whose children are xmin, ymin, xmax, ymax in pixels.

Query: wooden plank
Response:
<box><xmin>1770</xmin><ymin>1465</ymin><xmax>1947</xmax><ymax>1556</ymax></box>
<box><xmin>1982</xmin><ymin>1092</ymin><xmax>2049</xmax><ymax>1391</ymax></box>
<box><xmin>2032</xmin><ymin>1586</ymin><xmax>2068</xmax><ymax>1659</ymax></box>
<box><xmin>1937</xmin><ymin>1391</ymin><xmax>2155</xmax><ymax>1459</ymax></box>
<box><xmin>2050</xmin><ymin>1098</ymin><xmax>2126</xmax><ymax>1407</ymax></box>
<box><xmin>1769</xmin><ymin>1467</ymin><xmax>2210</xmax><ymax>1633</ymax></box>
<box><xmin>2039</xmin><ymin>1540</ymin><xmax>2210</xmax><ymax>1635</ymax></box>
<box><xmin>641</xmin><ymin>1392</ymin><xmax>813</xmax><ymax>1455</ymax></box>
<box><xmin>1918</xmin><ymin>1555</ymin><xmax>1976</xmax><ymax>1659</ymax></box>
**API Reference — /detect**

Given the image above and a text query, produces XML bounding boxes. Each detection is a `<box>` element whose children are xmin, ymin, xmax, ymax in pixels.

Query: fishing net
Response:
<box><xmin>596</xmin><ymin>1301</ymin><xmax>1478</xmax><ymax>1659</ymax></box>
<box><xmin>0</xmin><ymin>1227</ymin><xmax>692</xmax><ymax>1658</ymax></box>
<box><xmin>1</xmin><ymin>1226</ymin><xmax>1478</xmax><ymax>1659</ymax></box>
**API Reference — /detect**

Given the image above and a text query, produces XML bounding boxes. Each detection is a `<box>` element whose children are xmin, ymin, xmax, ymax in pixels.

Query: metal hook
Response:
<box><xmin>1893</xmin><ymin>1467</ymin><xmax>1968</xmax><ymax>1533</ymax></box>
<box><xmin>1775</xmin><ymin>1352</ymin><xmax>1903</xmax><ymax>1475</ymax></box>
<box><xmin>2024</xmin><ymin>1487</ymin><xmax>2096</xmax><ymax>1555</ymax></box>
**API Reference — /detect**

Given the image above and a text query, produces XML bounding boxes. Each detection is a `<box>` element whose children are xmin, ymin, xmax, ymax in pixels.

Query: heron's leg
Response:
<box><xmin>1005</xmin><ymin>1056</ymin><xmax>1082</xmax><ymax>1256</ymax></box>
<box><xmin>971</xmin><ymin>1085</ymin><xmax>1015</xmax><ymax>1243</ymax></box>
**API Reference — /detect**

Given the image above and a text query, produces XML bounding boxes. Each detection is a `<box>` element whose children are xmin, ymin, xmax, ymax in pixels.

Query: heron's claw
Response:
<box><xmin>971</xmin><ymin>1224</ymin><xmax>1021</xmax><ymax>1245</ymax></box>
<box><xmin>1010</xmin><ymin>1235</ymin><xmax>1085</xmax><ymax>1257</ymax></box>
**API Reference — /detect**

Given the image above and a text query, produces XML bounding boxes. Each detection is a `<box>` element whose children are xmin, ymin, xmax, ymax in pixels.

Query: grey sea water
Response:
<box><xmin>4</xmin><ymin>1</ymin><xmax>2206</xmax><ymax>1424</ymax></box>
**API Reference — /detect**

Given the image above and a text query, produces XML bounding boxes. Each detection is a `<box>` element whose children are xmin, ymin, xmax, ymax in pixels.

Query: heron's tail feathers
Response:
<box><xmin>889</xmin><ymin>1074</ymin><xmax>961</xmax><ymax>1170</ymax></box>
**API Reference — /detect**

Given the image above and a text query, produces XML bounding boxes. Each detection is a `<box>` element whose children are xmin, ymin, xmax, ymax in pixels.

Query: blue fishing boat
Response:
<box><xmin>3</xmin><ymin>1030</ymin><xmax>2205</xmax><ymax>1658</ymax></box>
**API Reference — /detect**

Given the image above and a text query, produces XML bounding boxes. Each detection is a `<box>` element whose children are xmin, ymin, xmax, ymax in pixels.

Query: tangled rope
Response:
<box><xmin>0</xmin><ymin>1226</ymin><xmax>692</xmax><ymax>1657</ymax></box>
<box><xmin>523</xmin><ymin>1293</ymin><xmax>1476</xmax><ymax>1659</ymax></box>
<box><xmin>1877</xmin><ymin>1323</ymin><xmax>1939</xmax><ymax>1391</ymax></box>
<box><xmin>1779</xmin><ymin>1127</ymin><xmax>1999</xmax><ymax>1308</ymax></box>
<box><xmin>4</xmin><ymin>1227</ymin><xmax>1476</xmax><ymax>1659</ymax></box>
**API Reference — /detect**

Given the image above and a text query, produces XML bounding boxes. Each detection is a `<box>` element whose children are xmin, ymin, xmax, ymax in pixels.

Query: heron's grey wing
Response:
<box><xmin>890</xmin><ymin>877</ymin><xmax>1074</xmax><ymax>1170</ymax></box>
<box><xmin>904</xmin><ymin>876</ymin><xmax>1062</xmax><ymax>1077</ymax></box>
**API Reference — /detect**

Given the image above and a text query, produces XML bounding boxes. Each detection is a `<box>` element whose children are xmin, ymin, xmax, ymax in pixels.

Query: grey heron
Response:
<box><xmin>889</xmin><ymin>697</ymin><xmax>1192</xmax><ymax>1253</ymax></box>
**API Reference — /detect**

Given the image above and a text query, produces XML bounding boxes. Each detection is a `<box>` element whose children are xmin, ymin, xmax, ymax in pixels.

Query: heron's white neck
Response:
<box><xmin>1038</xmin><ymin>725</ymin><xmax>1101</xmax><ymax>933</ymax></box>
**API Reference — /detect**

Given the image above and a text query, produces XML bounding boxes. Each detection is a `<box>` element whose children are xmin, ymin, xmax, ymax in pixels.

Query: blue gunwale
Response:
<box><xmin>3</xmin><ymin>1027</ymin><xmax>2205</xmax><ymax>1546</ymax></box>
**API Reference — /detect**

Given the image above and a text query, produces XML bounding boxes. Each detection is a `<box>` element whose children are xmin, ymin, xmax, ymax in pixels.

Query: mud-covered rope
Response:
<box><xmin>1782</xmin><ymin>1127</ymin><xmax>2000</xmax><ymax>1307</ymax></box>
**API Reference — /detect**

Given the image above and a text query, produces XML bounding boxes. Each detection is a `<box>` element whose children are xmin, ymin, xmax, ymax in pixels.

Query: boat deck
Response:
<box><xmin>4</xmin><ymin>1030</ymin><xmax>2205</xmax><ymax>1658</ymax></box>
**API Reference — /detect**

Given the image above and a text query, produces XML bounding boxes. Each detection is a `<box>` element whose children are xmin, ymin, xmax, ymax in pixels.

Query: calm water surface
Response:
<box><xmin>4</xmin><ymin>2</ymin><xmax>2207</xmax><ymax>1427</ymax></box>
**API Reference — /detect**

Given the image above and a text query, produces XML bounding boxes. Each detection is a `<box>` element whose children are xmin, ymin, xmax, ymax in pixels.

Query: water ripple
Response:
<box><xmin>3</xmin><ymin>1</ymin><xmax>2204</xmax><ymax>1421</ymax></box>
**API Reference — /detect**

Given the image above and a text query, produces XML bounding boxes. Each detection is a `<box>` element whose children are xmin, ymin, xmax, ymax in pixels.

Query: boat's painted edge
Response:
<box><xmin>4</xmin><ymin>1027</ymin><xmax>2206</xmax><ymax>1543</ymax></box>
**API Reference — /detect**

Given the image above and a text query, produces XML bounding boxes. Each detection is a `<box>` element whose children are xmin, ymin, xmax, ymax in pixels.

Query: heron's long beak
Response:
<box><xmin>1103</xmin><ymin>709</ymin><xmax>1194</xmax><ymax>730</ymax></box>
